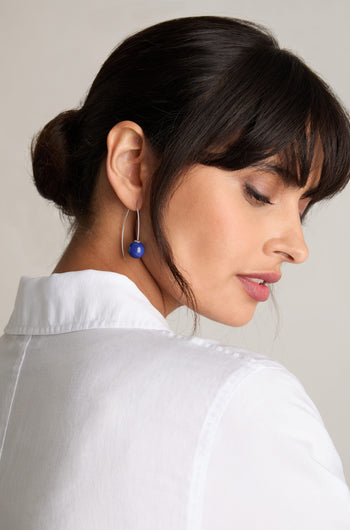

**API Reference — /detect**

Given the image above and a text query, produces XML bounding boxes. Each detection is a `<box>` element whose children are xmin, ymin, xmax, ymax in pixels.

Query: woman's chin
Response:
<box><xmin>200</xmin><ymin>304</ymin><xmax>257</xmax><ymax>328</ymax></box>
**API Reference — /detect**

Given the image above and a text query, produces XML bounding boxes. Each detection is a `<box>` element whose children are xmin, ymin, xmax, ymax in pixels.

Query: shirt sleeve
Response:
<box><xmin>202</xmin><ymin>363</ymin><xmax>350</xmax><ymax>530</ymax></box>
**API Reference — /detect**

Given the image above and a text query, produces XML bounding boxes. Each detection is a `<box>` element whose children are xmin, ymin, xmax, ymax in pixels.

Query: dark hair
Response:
<box><xmin>31</xmin><ymin>15</ymin><xmax>350</xmax><ymax>330</ymax></box>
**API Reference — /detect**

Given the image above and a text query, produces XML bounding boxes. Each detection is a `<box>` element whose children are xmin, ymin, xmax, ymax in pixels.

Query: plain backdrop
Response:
<box><xmin>1</xmin><ymin>0</ymin><xmax>349</xmax><ymax>483</ymax></box>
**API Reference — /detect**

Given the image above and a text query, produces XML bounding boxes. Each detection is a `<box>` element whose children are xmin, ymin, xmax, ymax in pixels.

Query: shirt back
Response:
<box><xmin>0</xmin><ymin>270</ymin><xmax>349</xmax><ymax>529</ymax></box>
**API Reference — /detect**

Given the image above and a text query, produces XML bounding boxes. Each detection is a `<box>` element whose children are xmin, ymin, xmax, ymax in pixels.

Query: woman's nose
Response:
<box><xmin>263</xmin><ymin>215</ymin><xmax>310</xmax><ymax>264</ymax></box>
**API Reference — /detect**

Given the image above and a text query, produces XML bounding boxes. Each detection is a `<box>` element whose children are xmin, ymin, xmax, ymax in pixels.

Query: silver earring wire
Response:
<box><xmin>121</xmin><ymin>209</ymin><xmax>130</xmax><ymax>260</ymax></box>
<box><xmin>136</xmin><ymin>207</ymin><xmax>141</xmax><ymax>241</ymax></box>
<box><xmin>121</xmin><ymin>208</ymin><xmax>141</xmax><ymax>260</ymax></box>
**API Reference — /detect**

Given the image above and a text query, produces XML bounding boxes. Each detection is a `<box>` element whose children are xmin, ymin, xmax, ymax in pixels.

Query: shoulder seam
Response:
<box><xmin>186</xmin><ymin>363</ymin><xmax>267</xmax><ymax>530</ymax></box>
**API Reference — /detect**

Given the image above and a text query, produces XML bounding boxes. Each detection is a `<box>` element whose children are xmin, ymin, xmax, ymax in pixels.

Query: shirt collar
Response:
<box><xmin>4</xmin><ymin>269</ymin><xmax>171</xmax><ymax>335</ymax></box>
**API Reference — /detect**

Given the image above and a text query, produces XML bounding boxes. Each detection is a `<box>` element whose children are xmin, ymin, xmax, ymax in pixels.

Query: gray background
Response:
<box><xmin>1</xmin><ymin>0</ymin><xmax>349</xmax><ymax>482</ymax></box>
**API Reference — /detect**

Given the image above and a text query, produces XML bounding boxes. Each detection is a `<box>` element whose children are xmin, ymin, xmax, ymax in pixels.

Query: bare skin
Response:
<box><xmin>52</xmin><ymin>121</ymin><xmax>322</xmax><ymax>327</ymax></box>
<box><xmin>52</xmin><ymin>122</ymin><xmax>177</xmax><ymax>318</ymax></box>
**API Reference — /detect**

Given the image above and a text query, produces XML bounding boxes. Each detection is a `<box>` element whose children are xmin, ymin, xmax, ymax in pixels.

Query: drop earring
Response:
<box><xmin>121</xmin><ymin>207</ymin><xmax>145</xmax><ymax>259</ymax></box>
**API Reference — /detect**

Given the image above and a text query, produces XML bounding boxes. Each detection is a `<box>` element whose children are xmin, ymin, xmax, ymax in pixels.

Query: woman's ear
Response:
<box><xmin>106</xmin><ymin>121</ymin><xmax>153</xmax><ymax>210</ymax></box>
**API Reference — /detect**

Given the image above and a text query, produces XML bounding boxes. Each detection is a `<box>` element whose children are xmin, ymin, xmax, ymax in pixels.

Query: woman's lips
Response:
<box><xmin>237</xmin><ymin>275</ymin><xmax>270</xmax><ymax>302</ymax></box>
<box><xmin>239</xmin><ymin>272</ymin><xmax>282</xmax><ymax>283</ymax></box>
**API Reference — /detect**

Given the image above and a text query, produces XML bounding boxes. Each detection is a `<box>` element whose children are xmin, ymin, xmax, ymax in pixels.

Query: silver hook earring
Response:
<box><xmin>121</xmin><ymin>208</ymin><xmax>145</xmax><ymax>259</ymax></box>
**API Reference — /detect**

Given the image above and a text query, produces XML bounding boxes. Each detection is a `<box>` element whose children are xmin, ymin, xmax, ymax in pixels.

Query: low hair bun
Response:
<box><xmin>31</xmin><ymin>109</ymin><xmax>81</xmax><ymax>217</ymax></box>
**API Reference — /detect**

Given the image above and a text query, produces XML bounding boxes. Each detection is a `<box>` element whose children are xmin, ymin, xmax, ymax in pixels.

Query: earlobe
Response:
<box><xmin>106</xmin><ymin>121</ymin><xmax>146</xmax><ymax>210</ymax></box>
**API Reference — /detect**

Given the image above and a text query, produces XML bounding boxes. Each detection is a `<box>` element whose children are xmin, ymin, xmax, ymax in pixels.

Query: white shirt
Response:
<box><xmin>0</xmin><ymin>269</ymin><xmax>349</xmax><ymax>529</ymax></box>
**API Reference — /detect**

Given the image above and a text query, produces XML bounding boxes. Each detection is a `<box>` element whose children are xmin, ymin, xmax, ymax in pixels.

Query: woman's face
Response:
<box><xmin>147</xmin><ymin>158</ymin><xmax>321</xmax><ymax>327</ymax></box>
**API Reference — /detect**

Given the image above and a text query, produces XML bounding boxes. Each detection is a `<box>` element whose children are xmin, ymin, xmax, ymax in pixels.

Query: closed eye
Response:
<box><xmin>243</xmin><ymin>183</ymin><xmax>273</xmax><ymax>205</ymax></box>
<box><xmin>244</xmin><ymin>182</ymin><xmax>312</xmax><ymax>224</ymax></box>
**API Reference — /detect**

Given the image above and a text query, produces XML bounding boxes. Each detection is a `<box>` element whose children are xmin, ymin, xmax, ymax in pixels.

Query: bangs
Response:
<box><xmin>178</xmin><ymin>46</ymin><xmax>350</xmax><ymax>218</ymax></box>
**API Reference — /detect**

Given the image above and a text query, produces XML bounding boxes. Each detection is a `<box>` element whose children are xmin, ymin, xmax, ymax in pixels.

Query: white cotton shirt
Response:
<box><xmin>0</xmin><ymin>269</ymin><xmax>349</xmax><ymax>530</ymax></box>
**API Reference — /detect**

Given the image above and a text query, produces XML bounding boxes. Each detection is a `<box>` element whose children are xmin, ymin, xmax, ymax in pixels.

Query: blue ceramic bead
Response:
<box><xmin>128</xmin><ymin>241</ymin><xmax>145</xmax><ymax>259</ymax></box>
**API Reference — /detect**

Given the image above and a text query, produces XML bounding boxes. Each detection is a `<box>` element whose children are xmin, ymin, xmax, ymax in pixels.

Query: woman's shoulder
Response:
<box><xmin>80</xmin><ymin>326</ymin><xmax>283</xmax><ymax>385</ymax></box>
<box><xmin>124</xmin><ymin>326</ymin><xmax>290</xmax><ymax>381</ymax></box>
<box><xmin>84</xmin><ymin>327</ymin><xmax>313</xmax><ymax>422</ymax></box>
<box><xmin>65</xmin><ymin>325</ymin><xmax>295</xmax><ymax>395</ymax></box>
<box><xmin>200</xmin><ymin>344</ymin><xmax>350</xmax><ymax>528</ymax></box>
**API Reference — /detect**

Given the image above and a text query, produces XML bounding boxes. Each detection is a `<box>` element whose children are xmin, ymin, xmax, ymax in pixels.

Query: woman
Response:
<box><xmin>0</xmin><ymin>15</ymin><xmax>350</xmax><ymax>529</ymax></box>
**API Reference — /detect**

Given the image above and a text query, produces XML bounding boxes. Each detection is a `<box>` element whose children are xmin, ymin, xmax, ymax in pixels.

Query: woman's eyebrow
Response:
<box><xmin>249</xmin><ymin>161</ymin><xmax>320</xmax><ymax>198</ymax></box>
<box><xmin>250</xmin><ymin>161</ymin><xmax>284</xmax><ymax>177</ymax></box>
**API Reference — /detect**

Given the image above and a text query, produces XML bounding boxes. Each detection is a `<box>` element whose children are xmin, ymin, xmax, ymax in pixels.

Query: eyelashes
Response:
<box><xmin>243</xmin><ymin>183</ymin><xmax>307</xmax><ymax>224</ymax></box>
<box><xmin>243</xmin><ymin>183</ymin><xmax>273</xmax><ymax>205</ymax></box>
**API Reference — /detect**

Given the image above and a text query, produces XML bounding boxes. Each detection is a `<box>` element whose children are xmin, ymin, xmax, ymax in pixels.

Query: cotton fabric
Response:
<box><xmin>0</xmin><ymin>269</ymin><xmax>349</xmax><ymax>529</ymax></box>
